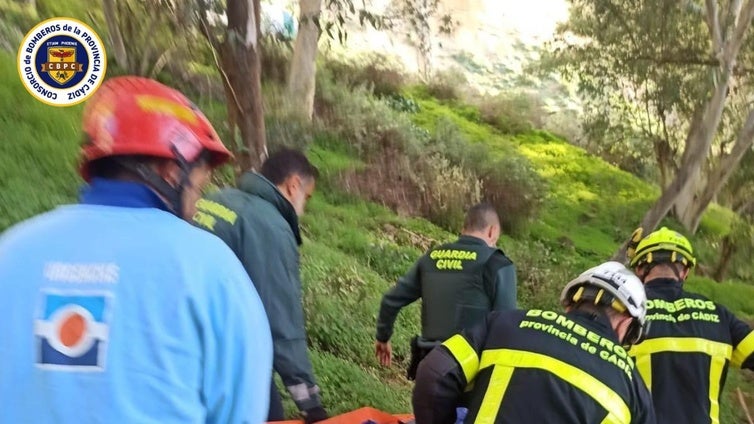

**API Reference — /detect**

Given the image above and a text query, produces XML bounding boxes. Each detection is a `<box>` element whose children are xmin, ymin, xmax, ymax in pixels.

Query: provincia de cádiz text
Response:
<box><xmin>17</xmin><ymin>17</ymin><xmax>107</xmax><ymax>107</ymax></box>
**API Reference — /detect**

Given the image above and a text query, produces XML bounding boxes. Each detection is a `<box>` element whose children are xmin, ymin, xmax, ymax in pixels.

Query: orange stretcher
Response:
<box><xmin>268</xmin><ymin>407</ymin><xmax>414</xmax><ymax>424</ymax></box>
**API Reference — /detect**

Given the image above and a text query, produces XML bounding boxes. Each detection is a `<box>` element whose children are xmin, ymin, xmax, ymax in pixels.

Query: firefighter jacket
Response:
<box><xmin>413</xmin><ymin>309</ymin><xmax>656</xmax><ymax>424</ymax></box>
<box><xmin>629</xmin><ymin>278</ymin><xmax>754</xmax><ymax>424</ymax></box>
<box><xmin>194</xmin><ymin>172</ymin><xmax>323</xmax><ymax>412</ymax></box>
<box><xmin>376</xmin><ymin>235</ymin><xmax>517</xmax><ymax>344</ymax></box>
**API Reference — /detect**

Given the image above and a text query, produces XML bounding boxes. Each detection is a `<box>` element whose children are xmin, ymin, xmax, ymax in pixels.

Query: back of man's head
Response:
<box><xmin>628</xmin><ymin>227</ymin><xmax>696</xmax><ymax>283</ymax></box>
<box><xmin>463</xmin><ymin>203</ymin><xmax>499</xmax><ymax>232</ymax></box>
<box><xmin>260</xmin><ymin>148</ymin><xmax>319</xmax><ymax>185</ymax></box>
<box><xmin>462</xmin><ymin>202</ymin><xmax>501</xmax><ymax>247</ymax></box>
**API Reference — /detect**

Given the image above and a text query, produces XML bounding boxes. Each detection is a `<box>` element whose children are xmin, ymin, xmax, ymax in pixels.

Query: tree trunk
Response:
<box><xmin>652</xmin><ymin>137</ymin><xmax>675</xmax><ymax>189</ymax></box>
<box><xmin>612</xmin><ymin>85</ymin><xmax>729</xmax><ymax>262</ymax></box>
<box><xmin>613</xmin><ymin>99</ymin><xmax>723</xmax><ymax>263</ymax></box>
<box><xmin>613</xmin><ymin>0</ymin><xmax>754</xmax><ymax>261</ymax></box>
<box><xmin>102</xmin><ymin>0</ymin><xmax>128</xmax><ymax>70</ymax></box>
<box><xmin>681</xmin><ymin>108</ymin><xmax>754</xmax><ymax>232</ymax></box>
<box><xmin>712</xmin><ymin>234</ymin><xmax>736</xmax><ymax>281</ymax></box>
<box><xmin>220</xmin><ymin>0</ymin><xmax>268</xmax><ymax>171</ymax></box>
<box><xmin>287</xmin><ymin>0</ymin><xmax>322</xmax><ymax>121</ymax></box>
<box><xmin>673</xmin><ymin>168</ymin><xmax>704</xmax><ymax>230</ymax></box>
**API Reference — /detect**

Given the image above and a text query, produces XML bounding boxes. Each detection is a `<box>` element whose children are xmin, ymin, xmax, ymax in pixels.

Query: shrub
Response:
<box><xmin>473</xmin><ymin>91</ymin><xmax>547</xmax><ymax>135</ymax></box>
<box><xmin>480</xmin><ymin>160</ymin><xmax>547</xmax><ymax>235</ymax></box>
<box><xmin>384</xmin><ymin>94</ymin><xmax>420</xmax><ymax>113</ymax></box>
<box><xmin>321</xmin><ymin>52</ymin><xmax>408</xmax><ymax>98</ymax></box>
<box><xmin>265</xmin><ymin>114</ymin><xmax>316</xmax><ymax>152</ymax></box>
<box><xmin>428</xmin><ymin>118</ymin><xmax>547</xmax><ymax>234</ymax></box>
<box><xmin>316</xmin><ymin>72</ymin><xmax>544</xmax><ymax>234</ymax></box>
<box><xmin>416</xmin><ymin>154</ymin><xmax>483</xmax><ymax>231</ymax></box>
<box><xmin>260</xmin><ymin>40</ymin><xmax>292</xmax><ymax>85</ymax></box>
<box><xmin>315</xmin><ymin>74</ymin><xmax>426</xmax><ymax>159</ymax></box>
<box><xmin>424</xmin><ymin>66</ymin><xmax>467</xmax><ymax>102</ymax></box>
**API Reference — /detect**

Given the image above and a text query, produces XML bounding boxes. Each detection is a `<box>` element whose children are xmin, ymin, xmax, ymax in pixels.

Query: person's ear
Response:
<box><xmin>278</xmin><ymin>174</ymin><xmax>299</xmax><ymax>200</ymax></box>
<box><xmin>287</xmin><ymin>174</ymin><xmax>302</xmax><ymax>196</ymax></box>
<box><xmin>680</xmin><ymin>267</ymin><xmax>690</xmax><ymax>280</ymax></box>
<box><xmin>616</xmin><ymin>314</ymin><xmax>634</xmax><ymax>341</ymax></box>
<box><xmin>488</xmin><ymin>224</ymin><xmax>501</xmax><ymax>245</ymax></box>
<box><xmin>636</xmin><ymin>265</ymin><xmax>648</xmax><ymax>281</ymax></box>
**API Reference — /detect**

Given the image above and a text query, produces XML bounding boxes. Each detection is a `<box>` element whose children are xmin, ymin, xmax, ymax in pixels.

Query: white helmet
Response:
<box><xmin>560</xmin><ymin>261</ymin><xmax>649</xmax><ymax>345</ymax></box>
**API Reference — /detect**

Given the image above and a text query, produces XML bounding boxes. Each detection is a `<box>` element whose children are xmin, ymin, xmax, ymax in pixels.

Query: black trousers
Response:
<box><xmin>267</xmin><ymin>379</ymin><xmax>285</xmax><ymax>421</ymax></box>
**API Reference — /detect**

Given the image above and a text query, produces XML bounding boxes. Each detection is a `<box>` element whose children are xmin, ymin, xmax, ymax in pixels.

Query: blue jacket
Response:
<box><xmin>0</xmin><ymin>178</ymin><xmax>272</xmax><ymax>423</ymax></box>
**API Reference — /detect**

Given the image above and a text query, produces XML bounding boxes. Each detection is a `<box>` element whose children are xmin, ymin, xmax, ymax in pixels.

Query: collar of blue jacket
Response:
<box><xmin>79</xmin><ymin>177</ymin><xmax>171</xmax><ymax>212</ymax></box>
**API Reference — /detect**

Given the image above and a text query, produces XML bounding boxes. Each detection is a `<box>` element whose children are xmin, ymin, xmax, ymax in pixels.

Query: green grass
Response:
<box><xmin>398</xmin><ymin>85</ymin><xmax>754</xmax><ymax>421</ymax></box>
<box><xmin>0</xmin><ymin>50</ymin><xmax>81</xmax><ymax>232</ymax></box>
<box><xmin>297</xmin><ymin>190</ymin><xmax>456</xmax><ymax>414</ymax></box>
<box><xmin>686</xmin><ymin>276</ymin><xmax>754</xmax><ymax>320</ymax></box>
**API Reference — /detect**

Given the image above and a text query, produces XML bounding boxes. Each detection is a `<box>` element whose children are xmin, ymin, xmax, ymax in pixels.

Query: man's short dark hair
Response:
<box><xmin>463</xmin><ymin>202</ymin><xmax>500</xmax><ymax>232</ymax></box>
<box><xmin>260</xmin><ymin>148</ymin><xmax>319</xmax><ymax>185</ymax></box>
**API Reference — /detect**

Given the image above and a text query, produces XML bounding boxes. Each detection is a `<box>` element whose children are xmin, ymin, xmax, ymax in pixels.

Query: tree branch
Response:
<box><xmin>690</xmin><ymin>108</ymin><xmax>754</xmax><ymax>224</ymax></box>
<box><xmin>727</xmin><ymin>0</ymin><xmax>744</xmax><ymax>38</ymax></box>
<box><xmin>244</xmin><ymin>0</ymin><xmax>258</xmax><ymax>49</ymax></box>
<box><xmin>625</xmin><ymin>54</ymin><xmax>754</xmax><ymax>74</ymax></box>
<box><xmin>197</xmin><ymin>9</ymin><xmax>243</xmax><ymax>115</ymax></box>
<box><xmin>603</xmin><ymin>0</ymin><xmax>640</xmax><ymax>55</ymax></box>
<box><xmin>722</xmin><ymin>0</ymin><xmax>754</xmax><ymax>66</ymax></box>
<box><xmin>705</xmin><ymin>0</ymin><xmax>723</xmax><ymax>56</ymax></box>
<box><xmin>196</xmin><ymin>0</ymin><xmax>222</xmax><ymax>47</ymax></box>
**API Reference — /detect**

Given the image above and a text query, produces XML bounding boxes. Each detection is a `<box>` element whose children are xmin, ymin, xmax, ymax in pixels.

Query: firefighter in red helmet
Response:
<box><xmin>0</xmin><ymin>76</ymin><xmax>273</xmax><ymax>423</ymax></box>
<box><xmin>79</xmin><ymin>76</ymin><xmax>233</xmax><ymax>218</ymax></box>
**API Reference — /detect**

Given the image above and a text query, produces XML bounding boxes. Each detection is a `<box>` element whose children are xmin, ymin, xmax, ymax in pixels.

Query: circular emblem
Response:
<box><xmin>47</xmin><ymin>304</ymin><xmax>96</xmax><ymax>357</ymax></box>
<box><xmin>17</xmin><ymin>17</ymin><xmax>107</xmax><ymax>107</ymax></box>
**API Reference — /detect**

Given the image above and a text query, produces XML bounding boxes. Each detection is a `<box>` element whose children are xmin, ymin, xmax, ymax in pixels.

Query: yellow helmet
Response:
<box><xmin>628</xmin><ymin>227</ymin><xmax>696</xmax><ymax>269</ymax></box>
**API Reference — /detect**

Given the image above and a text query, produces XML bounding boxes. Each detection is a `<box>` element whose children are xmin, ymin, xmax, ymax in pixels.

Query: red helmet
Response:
<box><xmin>80</xmin><ymin>76</ymin><xmax>232</xmax><ymax>181</ymax></box>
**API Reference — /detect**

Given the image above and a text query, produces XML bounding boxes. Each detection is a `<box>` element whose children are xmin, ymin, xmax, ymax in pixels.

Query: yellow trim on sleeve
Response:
<box><xmin>732</xmin><ymin>331</ymin><xmax>754</xmax><ymax>368</ymax></box>
<box><xmin>442</xmin><ymin>334</ymin><xmax>480</xmax><ymax>384</ymax></box>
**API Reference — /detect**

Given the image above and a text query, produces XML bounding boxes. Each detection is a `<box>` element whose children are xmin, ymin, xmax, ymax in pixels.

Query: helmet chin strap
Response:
<box><xmin>621</xmin><ymin>317</ymin><xmax>647</xmax><ymax>347</ymax></box>
<box><xmin>577</xmin><ymin>302</ymin><xmax>645</xmax><ymax>347</ymax></box>
<box><xmin>117</xmin><ymin>146</ymin><xmax>197</xmax><ymax>219</ymax></box>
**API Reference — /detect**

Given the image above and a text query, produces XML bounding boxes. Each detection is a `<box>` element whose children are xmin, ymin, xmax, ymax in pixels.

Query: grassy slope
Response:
<box><xmin>407</xmin><ymin>92</ymin><xmax>754</xmax><ymax>420</ymax></box>
<box><xmin>1</xmin><ymin>48</ymin><xmax>752</xmax><ymax>418</ymax></box>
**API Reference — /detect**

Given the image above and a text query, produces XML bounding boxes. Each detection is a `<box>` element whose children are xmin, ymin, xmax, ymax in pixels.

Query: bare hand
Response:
<box><xmin>375</xmin><ymin>340</ymin><xmax>392</xmax><ymax>367</ymax></box>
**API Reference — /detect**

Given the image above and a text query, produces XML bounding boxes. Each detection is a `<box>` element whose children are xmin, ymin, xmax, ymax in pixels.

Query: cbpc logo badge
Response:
<box><xmin>17</xmin><ymin>17</ymin><xmax>106</xmax><ymax>107</ymax></box>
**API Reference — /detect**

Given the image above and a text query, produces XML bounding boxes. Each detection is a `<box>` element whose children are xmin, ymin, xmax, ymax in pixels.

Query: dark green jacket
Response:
<box><xmin>194</xmin><ymin>172</ymin><xmax>322</xmax><ymax>411</ymax></box>
<box><xmin>376</xmin><ymin>235</ymin><xmax>517</xmax><ymax>344</ymax></box>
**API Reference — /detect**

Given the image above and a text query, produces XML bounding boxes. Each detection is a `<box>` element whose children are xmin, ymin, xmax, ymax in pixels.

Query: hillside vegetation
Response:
<box><xmin>2</xmin><ymin>37</ymin><xmax>753</xmax><ymax>422</ymax></box>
